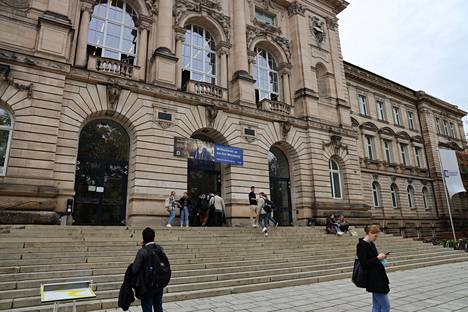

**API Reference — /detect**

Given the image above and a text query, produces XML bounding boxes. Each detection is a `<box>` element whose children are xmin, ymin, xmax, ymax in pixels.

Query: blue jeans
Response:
<box><xmin>141</xmin><ymin>288</ymin><xmax>163</xmax><ymax>312</ymax></box>
<box><xmin>180</xmin><ymin>206</ymin><xmax>189</xmax><ymax>226</ymax></box>
<box><xmin>372</xmin><ymin>293</ymin><xmax>390</xmax><ymax>312</ymax></box>
<box><xmin>265</xmin><ymin>212</ymin><xmax>278</xmax><ymax>227</ymax></box>
<box><xmin>167</xmin><ymin>209</ymin><xmax>176</xmax><ymax>225</ymax></box>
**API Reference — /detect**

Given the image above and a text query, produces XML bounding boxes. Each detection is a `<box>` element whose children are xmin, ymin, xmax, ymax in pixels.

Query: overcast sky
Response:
<box><xmin>338</xmin><ymin>0</ymin><xmax>468</xmax><ymax>131</ymax></box>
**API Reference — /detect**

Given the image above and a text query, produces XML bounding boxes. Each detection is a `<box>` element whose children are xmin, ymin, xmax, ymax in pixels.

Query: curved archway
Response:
<box><xmin>268</xmin><ymin>145</ymin><xmax>293</xmax><ymax>226</ymax></box>
<box><xmin>74</xmin><ymin>119</ymin><xmax>130</xmax><ymax>225</ymax></box>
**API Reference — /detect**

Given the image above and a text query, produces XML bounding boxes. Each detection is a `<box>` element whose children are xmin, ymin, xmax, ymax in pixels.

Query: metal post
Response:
<box><xmin>72</xmin><ymin>300</ymin><xmax>77</xmax><ymax>312</ymax></box>
<box><xmin>53</xmin><ymin>302</ymin><xmax>58</xmax><ymax>312</ymax></box>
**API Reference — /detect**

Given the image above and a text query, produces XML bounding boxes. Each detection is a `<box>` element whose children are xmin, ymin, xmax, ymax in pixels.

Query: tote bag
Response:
<box><xmin>352</xmin><ymin>258</ymin><xmax>367</xmax><ymax>288</ymax></box>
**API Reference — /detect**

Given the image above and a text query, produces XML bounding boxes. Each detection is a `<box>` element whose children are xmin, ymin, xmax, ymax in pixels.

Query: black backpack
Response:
<box><xmin>143</xmin><ymin>246</ymin><xmax>171</xmax><ymax>289</ymax></box>
<box><xmin>264</xmin><ymin>199</ymin><xmax>274</xmax><ymax>213</ymax></box>
<box><xmin>199</xmin><ymin>198</ymin><xmax>210</xmax><ymax>212</ymax></box>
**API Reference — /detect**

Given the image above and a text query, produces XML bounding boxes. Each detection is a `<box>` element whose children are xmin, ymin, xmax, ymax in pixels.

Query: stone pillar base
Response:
<box><xmin>230</xmin><ymin>70</ymin><xmax>256</xmax><ymax>108</ymax></box>
<box><xmin>152</xmin><ymin>48</ymin><xmax>178</xmax><ymax>88</ymax></box>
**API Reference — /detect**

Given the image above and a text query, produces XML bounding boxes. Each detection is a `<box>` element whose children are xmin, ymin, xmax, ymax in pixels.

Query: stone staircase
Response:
<box><xmin>0</xmin><ymin>225</ymin><xmax>467</xmax><ymax>311</ymax></box>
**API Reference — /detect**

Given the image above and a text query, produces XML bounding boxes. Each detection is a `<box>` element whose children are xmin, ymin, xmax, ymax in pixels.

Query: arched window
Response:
<box><xmin>88</xmin><ymin>0</ymin><xmax>138</xmax><ymax>64</ymax></box>
<box><xmin>253</xmin><ymin>48</ymin><xmax>279</xmax><ymax>102</ymax></box>
<box><xmin>407</xmin><ymin>185</ymin><xmax>415</xmax><ymax>209</ymax></box>
<box><xmin>329</xmin><ymin>159</ymin><xmax>342</xmax><ymax>199</ymax></box>
<box><xmin>316</xmin><ymin>63</ymin><xmax>329</xmax><ymax>98</ymax></box>
<box><xmin>372</xmin><ymin>182</ymin><xmax>381</xmax><ymax>208</ymax></box>
<box><xmin>390</xmin><ymin>184</ymin><xmax>399</xmax><ymax>208</ymax></box>
<box><xmin>0</xmin><ymin>106</ymin><xmax>13</xmax><ymax>176</ymax></box>
<box><xmin>182</xmin><ymin>24</ymin><xmax>216</xmax><ymax>84</ymax></box>
<box><xmin>422</xmin><ymin>187</ymin><xmax>429</xmax><ymax>210</ymax></box>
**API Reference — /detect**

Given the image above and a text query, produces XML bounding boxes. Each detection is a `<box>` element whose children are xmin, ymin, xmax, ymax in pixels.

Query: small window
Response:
<box><xmin>365</xmin><ymin>135</ymin><xmax>374</xmax><ymax>160</ymax></box>
<box><xmin>253</xmin><ymin>48</ymin><xmax>279</xmax><ymax>102</ymax></box>
<box><xmin>358</xmin><ymin>95</ymin><xmax>368</xmax><ymax>116</ymax></box>
<box><xmin>443</xmin><ymin>120</ymin><xmax>449</xmax><ymax>136</ymax></box>
<box><xmin>255</xmin><ymin>9</ymin><xmax>276</xmax><ymax>26</ymax></box>
<box><xmin>376</xmin><ymin>100</ymin><xmax>385</xmax><ymax>121</ymax></box>
<box><xmin>391</xmin><ymin>184</ymin><xmax>399</xmax><ymax>208</ymax></box>
<box><xmin>422</xmin><ymin>187</ymin><xmax>429</xmax><ymax>210</ymax></box>
<box><xmin>329</xmin><ymin>159</ymin><xmax>342</xmax><ymax>199</ymax></box>
<box><xmin>244</xmin><ymin>128</ymin><xmax>255</xmax><ymax>136</ymax></box>
<box><xmin>372</xmin><ymin>182</ymin><xmax>381</xmax><ymax>208</ymax></box>
<box><xmin>408</xmin><ymin>111</ymin><xmax>415</xmax><ymax>130</ymax></box>
<box><xmin>407</xmin><ymin>185</ymin><xmax>415</xmax><ymax>209</ymax></box>
<box><xmin>393</xmin><ymin>106</ymin><xmax>401</xmax><ymax>126</ymax></box>
<box><xmin>449</xmin><ymin>122</ymin><xmax>456</xmax><ymax>138</ymax></box>
<box><xmin>415</xmin><ymin>147</ymin><xmax>423</xmax><ymax>168</ymax></box>
<box><xmin>383</xmin><ymin>140</ymin><xmax>393</xmax><ymax>163</ymax></box>
<box><xmin>399</xmin><ymin>143</ymin><xmax>408</xmax><ymax>166</ymax></box>
<box><xmin>157</xmin><ymin>112</ymin><xmax>172</xmax><ymax>121</ymax></box>
<box><xmin>0</xmin><ymin>106</ymin><xmax>13</xmax><ymax>176</ymax></box>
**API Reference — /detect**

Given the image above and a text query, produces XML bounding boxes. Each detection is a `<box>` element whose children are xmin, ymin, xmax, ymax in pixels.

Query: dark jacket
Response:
<box><xmin>249</xmin><ymin>191</ymin><xmax>257</xmax><ymax>205</ymax></box>
<box><xmin>356</xmin><ymin>238</ymin><xmax>390</xmax><ymax>294</ymax></box>
<box><xmin>118</xmin><ymin>264</ymin><xmax>135</xmax><ymax>311</ymax></box>
<box><xmin>132</xmin><ymin>243</ymin><xmax>170</xmax><ymax>299</ymax></box>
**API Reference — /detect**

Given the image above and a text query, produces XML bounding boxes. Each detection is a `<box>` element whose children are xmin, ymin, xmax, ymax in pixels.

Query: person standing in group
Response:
<box><xmin>131</xmin><ymin>227</ymin><xmax>171</xmax><ymax>312</ymax></box>
<box><xmin>249</xmin><ymin>186</ymin><xmax>258</xmax><ymax>227</ymax></box>
<box><xmin>357</xmin><ymin>225</ymin><xmax>390</xmax><ymax>312</ymax></box>
<box><xmin>263</xmin><ymin>194</ymin><xmax>278</xmax><ymax>228</ymax></box>
<box><xmin>178</xmin><ymin>192</ymin><xmax>191</xmax><ymax>227</ymax></box>
<box><xmin>197</xmin><ymin>194</ymin><xmax>210</xmax><ymax>226</ymax></box>
<box><xmin>165</xmin><ymin>191</ymin><xmax>179</xmax><ymax>228</ymax></box>
<box><xmin>257</xmin><ymin>192</ymin><xmax>268</xmax><ymax>237</ymax></box>
<box><xmin>209</xmin><ymin>193</ymin><xmax>226</xmax><ymax>226</ymax></box>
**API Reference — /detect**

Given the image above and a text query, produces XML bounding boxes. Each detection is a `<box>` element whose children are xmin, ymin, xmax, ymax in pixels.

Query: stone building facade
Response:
<box><xmin>0</xmin><ymin>0</ymin><xmax>466</xmax><ymax>236</ymax></box>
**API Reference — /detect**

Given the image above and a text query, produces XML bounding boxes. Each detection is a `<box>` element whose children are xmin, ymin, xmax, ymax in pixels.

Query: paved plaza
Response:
<box><xmin>105</xmin><ymin>261</ymin><xmax>468</xmax><ymax>312</ymax></box>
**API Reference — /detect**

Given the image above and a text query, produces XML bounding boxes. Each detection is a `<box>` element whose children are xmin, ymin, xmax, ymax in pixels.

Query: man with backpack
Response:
<box><xmin>257</xmin><ymin>192</ymin><xmax>269</xmax><ymax>236</ymax></box>
<box><xmin>263</xmin><ymin>194</ymin><xmax>278</xmax><ymax>228</ymax></box>
<box><xmin>132</xmin><ymin>227</ymin><xmax>171</xmax><ymax>312</ymax></box>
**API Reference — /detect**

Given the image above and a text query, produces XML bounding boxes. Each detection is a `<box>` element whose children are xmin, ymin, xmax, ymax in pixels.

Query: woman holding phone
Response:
<box><xmin>357</xmin><ymin>225</ymin><xmax>390</xmax><ymax>312</ymax></box>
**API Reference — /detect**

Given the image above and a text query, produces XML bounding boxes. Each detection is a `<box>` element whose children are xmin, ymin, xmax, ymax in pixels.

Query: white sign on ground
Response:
<box><xmin>41</xmin><ymin>280</ymin><xmax>96</xmax><ymax>303</ymax></box>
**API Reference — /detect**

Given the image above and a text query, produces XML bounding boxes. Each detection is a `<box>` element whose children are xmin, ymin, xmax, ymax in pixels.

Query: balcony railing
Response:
<box><xmin>88</xmin><ymin>55</ymin><xmax>139</xmax><ymax>78</ymax></box>
<box><xmin>258</xmin><ymin>99</ymin><xmax>291</xmax><ymax>115</ymax></box>
<box><xmin>185</xmin><ymin>80</ymin><xmax>227</xmax><ymax>100</ymax></box>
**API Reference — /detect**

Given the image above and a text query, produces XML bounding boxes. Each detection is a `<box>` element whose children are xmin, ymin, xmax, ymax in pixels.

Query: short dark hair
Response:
<box><xmin>142</xmin><ymin>227</ymin><xmax>155</xmax><ymax>244</ymax></box>
<box><xmin>251</xmin><ymin>186</ymin><xmax>255</xmax><ymax>189</ymax></box>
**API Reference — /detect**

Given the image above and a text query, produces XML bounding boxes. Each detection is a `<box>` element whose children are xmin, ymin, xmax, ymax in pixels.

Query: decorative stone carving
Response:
<box><xmin>174</xmin><ymin>26</ymin><xmax>186</xmax><ymax>42</ymax></box>
<box><xmin>206</xmin><ymin>105</ymin><xmax>218</xmax><ymax>127</ymax></box>
<box><xmin>309</xmin><ymin>16</ymin><xmax>325</xmax><ymax>44</ymax></box>
<box><xmin>323</xmin><ymin>134</ymin><xmax>349</xmax><ymax>155</ymax></box>
<box><xmin>390</xmin><ymin>176</ymin><xmax>397</xmax><ymax>183</ymax></box>
<box><xmin>0</xmin><ymin>0</ymin><xmax>29</xmax><ymax>9</ymax></box>
<box><xmin>281</xmin><ymin>121</ymin><xmax>292</xmax><ymax>138</ymax></box>
<box><xmin>288</xmin><ymin>2</ymin><xmax>305</xmax><ymax>16</ymax></box>
<box><xmin>157</xmin><ymin>120</ymin><xmax>173</xmax><ymax>129</ymax></box>
<box><xmin>246</xmin><ymin>25</ymin><xmax>291</xmax><ymax>62</ymax></box>
<box><xmin>174</xmin><ymin>0</ymin><xmax>231</xmax><ymax>42</ymax></box>
<box><xmin>107</xmin><ymin>82</ymin><xmax>121</xmax><ymax>110</ymax></box>
<box><xmin>372</xmin><ymin>174</ymin><xmax>379</xmax><ymax>181</ymax></box>
<box><xmin>216</xmin><ymin>41</ymin><xmax>232</xmax><ymax>55</ymax></box>
<box><xmin>0</xmin><ymin>64</ymin><xmax>32</xmax><ymax>98</ymax></box>
<box><xmin>407</xmin><ymin>178</ymin><xmax>413</xmax><ymax>184</ymax></box>
<box><xmin>325</xmin><ymin>16</ymin><xmax>338</xmax><ymax>31</ymax></box>
<box><xmin>145</xmin><ymin>0</ymin><xmax>158</xmax><ymax>15</ymax></box>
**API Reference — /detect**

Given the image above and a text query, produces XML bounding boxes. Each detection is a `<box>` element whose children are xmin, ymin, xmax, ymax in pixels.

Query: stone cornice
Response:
<box><xmin>0</xmin><ymin>48</ymin><xmax>70</xmax><ymax>74</ymax></box>
<box><xmin>301</xmin><ymin>0</ymin><xmax>349</xmax><ymax>14</ymax></box>
<box><xmin>416</xmin><ymin>91</ymin><xmax>467</xmax><ymax>118</ymax></box>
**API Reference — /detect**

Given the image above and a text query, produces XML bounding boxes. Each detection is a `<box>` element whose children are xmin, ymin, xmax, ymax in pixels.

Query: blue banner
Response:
<box><xmin>214</xmin><ymin>144</ymin><xmax>243</xmax><ymax>166</ymax></box>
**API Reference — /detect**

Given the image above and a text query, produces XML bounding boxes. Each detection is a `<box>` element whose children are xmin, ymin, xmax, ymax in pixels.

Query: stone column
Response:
<box><xmin>75</xmin><ymin>2</ymin><xmax>93</xmax><ymax>67</ymax></box>
<box><xmin>217</xmin><ymin>42</ymin><xmax>231</xmax><ymax>90</ymax></box>
<box><xmin>137</xmin><ymin>17</ymin><xmax>152</xmax><ymax>81</ymax></box>
<box><xmin>174</xmin><ymin>26</ymin><xmax>186</xmax><ymax>89</ymax></box>
<box><xmin>156</xmin><ymin>0</ymin><xmax>174</xmax><ymax>51</ymax></box>
<box><xmin>230</xmin><ymin>0</ymin><xmax>255</xmax><ymax>107</ymax></box>
<box><xmin>279</xmin><ymin>64</ymin><xmax>292</xmax><ymax>105</ymax></box>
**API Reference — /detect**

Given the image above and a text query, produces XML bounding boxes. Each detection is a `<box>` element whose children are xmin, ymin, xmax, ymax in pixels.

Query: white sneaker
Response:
<box><xmin>166</xmin><ymin>224</ymin><xmax>172</xmax><ymax>228</ymax></box>
<box><xmin>262</xmin><ymin>227</ymin><xmax>267</xmax><ymax>233</ymax></box>
<box><xmin>264</xmin><ymin>232</ymin><xmax>269</xmax><ymax>237</ymax></box>
<box><xmin>186</xmin><ymin>225</ymin><xmax>189</xmax><ymax>228</ymax></box>
<box><xmin>252</xmin><ymin>224</ymin><xmax>258</xmax><ymax>228</ymax></box>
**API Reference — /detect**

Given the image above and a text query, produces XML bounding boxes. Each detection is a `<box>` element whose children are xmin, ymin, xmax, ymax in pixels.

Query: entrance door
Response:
<box><xmin>73</xmin><ymin>119</ymin><xmax>129</xmax><ymax>225</ymax></box>
<box><xmin>268</xmin><ymin>146</ymin><xmax>292</xmax><ymax>225</ymax></box>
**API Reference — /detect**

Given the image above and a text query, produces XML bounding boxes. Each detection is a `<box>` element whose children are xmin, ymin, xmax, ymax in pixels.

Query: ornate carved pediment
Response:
<box><xmin>360</xmin><ymin>122</ymin><xmax>378</xmax><ymax>132</ymax></box>
<box><xmin>350</xmin><ymin>117</ymin><xmax>359</xmax><ymax>128</ymax></box>
<box><xmin>309</xmin><ymin>16</ymin><xmax>326</xmax><ymax>45</ymax></box>
<box><xmin>411</xmin><ymin>135</ymin><xmax>423</xmax><ymax>144</ymax></box>
<box><xmin>396</xmin><ymin>131</ymin><xmax>411</xmax><ymax>141</ymax></box>
<box><xmin>323</xmin><ymin>134</ymin><xmax>348</xmax><ymax>155</ymax></box>
<box><xmin>439</xmin><ymin>141</ymin><xmax>463</xmax><ymax>151</ymax></box>
<box><xmin>246</xmin><ymin>25</ymin><xmax>291</xmax><ymax>62</ymax></box>
<box><xmin>378</xmin><ymin>127</ymin><xmax>396</xmax><ymax>137</ymax></box>
<box><xmin>174</xmin><ymin>0</ymin><xmax>231</xmax><ymax>42</ymax></box>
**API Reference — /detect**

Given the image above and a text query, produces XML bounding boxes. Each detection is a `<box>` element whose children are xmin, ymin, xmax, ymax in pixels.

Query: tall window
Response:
<box><xmin>422</xmin><ymin>187</ymin><xmax>429</xmax><ymax>210</ymax></box>
<box><xmin>407</xmin><ymin>185</ymin><xmax>415</xmax><ymax>209</ymax></box>
<box><xmin>415</xmin><ymin>146</ymin><xmax>423</xmax><ymax>168</ymax></box>
<box><xmin>435</xmin><ymin>117</ymin><xmax>441</xmax><ymax>134</ymax></box>
<box><xmin>255</xmin><ymin>9</ymin><xmax>276</xmax><ymax>25</ymax></box>
<box><xmin>393</xmin><ymin>106</ymin><xmax>401</xmax><ymax>125</ymax></box>
<box><xmin>408</xmin><ymin>111</ymin><xmax>415</xmax><ymax>130</ymax></box>
<box><xmin>88</xmin><ymin>0</ymin><xmax>138</xmax><ymax>64</ymax></box>
<box><xmin>0</xmin><ymin>107</ymin><xmax>13</xmax><ymax>176</ymax></box>
<box><xmin>383</xmin><ymin>140</ymin><xmax>393</xmax><ymax>163</ymax></box>
<box><xmin>329</xmin><ymin>159</ymin><xmax>342</xmax><ymax>199</ymax></box>
<box><xmin>372</xmin><ymin>182</ymin><xmax>381</xmax><ymax>208</ymax></box>
<box><xmin>376</xmin><ymin>100</ymin><xmax>385</xmax><ymax>120</ymax></box>
<box><xmin>254</xmin><ymin>48</ymin><xmax>279</xmax><ymax>101</ymax></box>
<box><xmin>449</xmin><ymin>122</ymin><xmax>456</xmax><ymax>138</ymax></box>
<box><xmin>399</xmin><ymin>143</ymin><xmax>408</xmax><ymax>166</ymax></box>
<box><xmin>365</xmin><ymin>135</ymin><xmax>375</xmax><ymax>160</ymax></box>
<box><xmin>358</xmin><ymin>95</ymin><xmax>368</xmax><ymax>116</ymax></box>
<box><xmin>443</xmin><ymin>120</ymin><xmax>449</xmax><ymax>136</ymax></box>
<box><xmin>391</xmin><ymin>184</ymin><xmax>399</xmax><ymax>208</ymax></box>
<box><xmin>182</xmin><ymin>24</ymin><xmax>216</xmax><ymax>84</ymax></box>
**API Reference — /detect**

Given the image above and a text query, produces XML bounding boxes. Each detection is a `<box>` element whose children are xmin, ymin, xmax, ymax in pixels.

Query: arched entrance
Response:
<box><xmin>268</xmin><ymin>146</ymin><xmax>292</xmax><ymax>226</ymax></box>
<box><xmin>187</xmin><ymin>129</ymin><xmax>225</xmax><ymax>226</ymax></box>
<box><xmin>73</xmin><ymin>119</ymin><xmax>130</xmax><ymax>225</ymax></box>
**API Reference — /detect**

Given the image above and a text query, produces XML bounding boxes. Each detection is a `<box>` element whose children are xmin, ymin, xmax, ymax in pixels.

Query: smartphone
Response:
<box><xmin>385</xmin><ymin>251</ymin><xmax>392</xmax><ymax>255</ymax></box>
